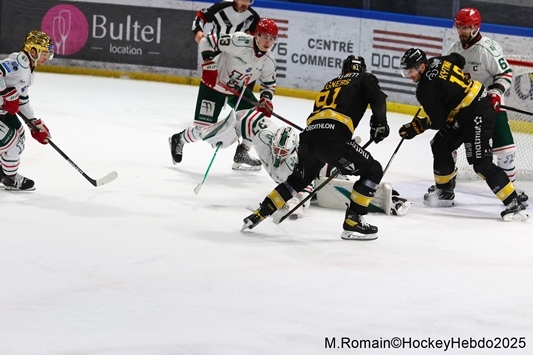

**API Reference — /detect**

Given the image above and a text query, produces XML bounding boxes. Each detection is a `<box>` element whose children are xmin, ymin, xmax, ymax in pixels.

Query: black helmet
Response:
<box><xmin>341</xmin><ymin>55</ymin><xmax>366</xmax><ymax>75</ymax></box>
<box><xmin>400</xmin><ymin>48</ymin><xmax>427</xmax><ymax>77</ymax></box>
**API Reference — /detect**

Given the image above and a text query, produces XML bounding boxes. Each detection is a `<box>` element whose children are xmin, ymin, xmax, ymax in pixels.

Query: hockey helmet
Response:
<box><xmin>454</xmin><ymin>8</ymin><xmax>481</xmax><ymax>28</ymax></box>
<box><xmin>24</xmin><ymin>30</ymin><xmax>54</xmax><ymax>60</ymax></box>
<box><xmin>256</xmin><ymin>18</ymin><xmax>278</xmax><ymax>38</ymax></box>
<box><xmin>400</xmin><ymin>48</ymin><xmax>427</xmax><ymax>77</ymax></box>
<box><xmin>271</xmin><ymin>126</ymin><xmax>298</xmax><ymax>168</ymax></box>
<box><xmin>341</xmin><ymin>55</ymin><xmax>366</xmax><ymax>75</ymax></box>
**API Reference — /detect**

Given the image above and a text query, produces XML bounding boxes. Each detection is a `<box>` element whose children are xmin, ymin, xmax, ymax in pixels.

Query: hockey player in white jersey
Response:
<box><xmin>448</xmin><ymin>7</ymin><xmax>528</xmax><ymax>204</ymax></box>
<box><xmin>169</xmin><ymin>18</ymin><xmax>278</xmax><ymax>171</ymax></box>
<box><xmin>0</xmin><ymin>30</ymin><xmax>53</xmax><ymax>191</ymax></box>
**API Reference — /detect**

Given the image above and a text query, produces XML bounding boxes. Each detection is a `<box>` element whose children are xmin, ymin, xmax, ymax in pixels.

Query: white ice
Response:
<box><xmin>1</xmin><ymin>73</ymin><xmax>532</xmax><ymax>355</ymax></box>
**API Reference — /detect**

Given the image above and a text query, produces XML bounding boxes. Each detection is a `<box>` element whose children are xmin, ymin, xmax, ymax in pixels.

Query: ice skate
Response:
<box><xmin>501</xmin><ymin>198</ymin><xmax>529</xmax><ymax>221</ymax></box>
<box><xmin>242</xmin><ymin>209</ymin><xmax>267</xmax><ymax>230</ymax></box>
<box><xmin>423</xmin><ymin>187</ymin><xmax>455</xmax><ymax>207</ymax></box>
<box><xmin>169</xmin><ymin>130</ymin><xmax>185</xmax><ymax>164</ymax></box>
<box><xmin>2</xmin><ymin>173</ymin><xmax>35</xmax><ymax>191</ymax></box>
<box><xmin>515</xmin><ymin>188</ymin><xmax>528</xmax><ymax>207</ymax></box>
<box><xmin>232</xmin><ymin>143</ymin><xmax>262</xmax><ymax>171</ymax></box>
<box><xmin>340</xmin><ymin>214</ymin><xmax>378</xmax><ymax>241</ymax></box>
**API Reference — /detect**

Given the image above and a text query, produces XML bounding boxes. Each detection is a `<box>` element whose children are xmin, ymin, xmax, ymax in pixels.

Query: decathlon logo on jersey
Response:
<box><xmin>199</xmin><ymin>100</ymin><xmax>216</xmax><ymax>118</ymax></box>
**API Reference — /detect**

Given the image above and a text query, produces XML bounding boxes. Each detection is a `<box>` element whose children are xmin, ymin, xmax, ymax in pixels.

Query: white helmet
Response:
<box><xmin>271</xmin><ymin>126</ymin><xmax>298</xmax><ymax>168</ymax></box>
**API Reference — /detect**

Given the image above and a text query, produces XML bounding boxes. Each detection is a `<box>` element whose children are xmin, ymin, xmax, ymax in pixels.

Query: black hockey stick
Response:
<box><xmin>218</xmin><ymin>82</ymin><xmax>304</xmax><ymax>131</ymax></box>
<box><xmin>274</xmin><ymin>139</ymin><xmax>374</xmax><ymax>224</ymax></box>
<box><xmin>17</xmin><ymin>112</ymin><xmax>118</xmax><ymax>187</ymax></box>
<box><xmin>383</xmin><ymin>107</ymin><xmax>423</xmax><ymax>175</ymax></box>
<box><xmin>500</xmin><ymin>105</ymin><xmax>533</xmax><ymax>116</ymax></box>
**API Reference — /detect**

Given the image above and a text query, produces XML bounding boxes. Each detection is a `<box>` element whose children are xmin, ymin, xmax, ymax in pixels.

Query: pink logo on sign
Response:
<box><xmin>41</xmin><ymin>4</ymin><xmax>89</xmax><ymax>56</ymax></box>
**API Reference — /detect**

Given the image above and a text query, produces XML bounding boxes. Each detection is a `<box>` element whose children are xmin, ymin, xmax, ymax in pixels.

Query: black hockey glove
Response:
<box><xmin>370</xmin><ymin>120</ymin><xmax>390</xmax><ymax>143</ymax></box>
<box><xmin>398</xmin><ymin>116</ymin><xmax>431</xmax><ymax>139</ymax></box>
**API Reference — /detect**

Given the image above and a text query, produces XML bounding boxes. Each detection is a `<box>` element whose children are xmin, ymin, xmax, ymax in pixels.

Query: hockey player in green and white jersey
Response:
<box><xmin>169</xmin><ymin>18</ymin><xmax>278</xmax><ymax>171</ymax></box>
<box><xmin>447</xmin><ymin>7</ymin><xmax>528</xmax><ymax>204</ymax></box>
<box><xmin>0</xmin><ymin>30</ymin><xmax>53</xmax><ymax>191</ymax></box>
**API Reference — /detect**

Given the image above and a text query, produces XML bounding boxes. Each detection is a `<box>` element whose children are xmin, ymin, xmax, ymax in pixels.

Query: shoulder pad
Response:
<box><xmin>476</xmin><ymin>37</ymin><xmax>503</xmax><ymax>56</ymax></box>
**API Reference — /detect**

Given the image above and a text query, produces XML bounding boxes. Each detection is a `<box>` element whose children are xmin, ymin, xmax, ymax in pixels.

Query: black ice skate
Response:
<box><xmin>169</xmin><ymin>130</ymin><xmax>185</xmax><ymax>164</ymax></box>
<box><xmin>515</xmin><ymin>188</ymin><xmax>529</xmax><ymax>207</ymax></box>
<box><xmin>3</xmin><ymin>173</ymin><xmax>35</xmax><ymax>191</ymax></box>
<box><xmin>501</xmin><ymin>198</ymin><xmax>529</xmax><ymax>222</ymax></box>
<box><xmin>341</xmin><ymin>214</ymin><xmax>378</xmax><ymax>241</ymax></box>
<box><xmin>242</xmin><ymin>209</ymin><xmax>267</xmax><ymax>230</ymax></box>
<box><xmin>423</xmin><ymin>187</ymin><xmax>455</xmax><ymax>207</ymax></box>
<box><xmin>232</xmin><ymin>143</ymin><xmax>262</xmax><ymax>171</ymax></box>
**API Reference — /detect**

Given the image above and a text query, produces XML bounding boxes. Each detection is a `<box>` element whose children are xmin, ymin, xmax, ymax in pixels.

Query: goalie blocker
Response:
<box><xmin>315</xmin><ymin>176</ymin><xmax>413</xmax><ymax>216</ymax></box>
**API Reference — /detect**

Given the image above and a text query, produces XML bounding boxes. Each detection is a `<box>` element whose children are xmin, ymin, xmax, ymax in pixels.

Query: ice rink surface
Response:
<box><xmin>1</xmin><ymin>73</ymin><xmax>532</xmax><ymax>354</ymax></box>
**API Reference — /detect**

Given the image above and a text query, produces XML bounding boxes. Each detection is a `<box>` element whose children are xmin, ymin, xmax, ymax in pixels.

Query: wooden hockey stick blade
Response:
<box><xmin>95</xmin><ymin>171</ymin><xmax>118</xmax><ymax>187</ymax></box>
<box><xmin>500</xmin><ymin>105</ymin><xmax>533</xmax><ymax>116</ymax></box>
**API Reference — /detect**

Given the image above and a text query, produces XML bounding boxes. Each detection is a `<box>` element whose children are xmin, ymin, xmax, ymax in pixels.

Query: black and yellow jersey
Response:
<box><xmin>416</xmin><ymin>52</ymin><xmax>492</xmax><ymax>129</ymax></box>
<box><xmin>300</xmin><ymin>71</ymin><xmax>387</xmax><ymax>143</ymax></box>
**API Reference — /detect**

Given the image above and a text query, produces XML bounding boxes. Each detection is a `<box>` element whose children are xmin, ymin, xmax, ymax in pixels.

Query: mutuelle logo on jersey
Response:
<box><xmin>41</xmin><ymin>4</ymin><xmax>89</xmax><ymax>56</ymax></box>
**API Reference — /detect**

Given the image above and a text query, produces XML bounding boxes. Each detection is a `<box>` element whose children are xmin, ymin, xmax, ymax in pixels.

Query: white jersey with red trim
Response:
<box><xmin>0</xmin><ymin>51</ymin><xmax>36</xmax><ymax>118</ymax></box>
<box><xmin>200</xmin><ymin>32</ymin><xmax>276</xmax><ymax>99</ymax></box>
<box><xmin>448</xmin><ymin>36</ymin><xmax>512</xmax><ymax>97</ymax></box>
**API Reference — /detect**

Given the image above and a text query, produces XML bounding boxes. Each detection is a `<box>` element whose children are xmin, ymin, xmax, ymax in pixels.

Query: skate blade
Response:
<box><xmin>340</xmin><ymin>231</ymin><xmax>378</xmax><ymax>241</ymax></box>
<box><xmin>502</xmin><ymin>210</ymin><xmax>530</xmax><ymax>222</ymax></box>
<box><xmin>232</xmin><ymin>163</ymin><xmax>262</xmax><ymax>171</ymax></box>
<box><xmin>423</xmin><ymin>198</ymin><xmax>455</xmax><ymax>208</ymax></box>
<box><xmin>3</xmin><ymin>185</ymin><xmax>36</xmax><ymax>191</ymax></box>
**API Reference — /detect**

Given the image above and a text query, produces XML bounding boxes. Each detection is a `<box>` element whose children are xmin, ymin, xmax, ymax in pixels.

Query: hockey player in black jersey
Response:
<box><xmin>242</xmin><ymin>55</ymin><xmax>390</xmax><ymax>240</ymax></box>
<box><xmin>399</xmin><ymin>48</ymin><xmax>528</xmax><ymax>221</ymax></box>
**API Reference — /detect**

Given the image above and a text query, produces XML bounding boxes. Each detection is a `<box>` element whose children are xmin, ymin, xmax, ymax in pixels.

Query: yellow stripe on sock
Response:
<box><xmin>267</xmin><ymin>190</ymin><xmax>287</xmax><ymax>209</ymax></box>
<box><xmin>495</xmin><ymin>181</ymin><xmax>515</xmax><ymax>202</ymax></box>
<box><xmin>434</xmin><ymin>170</ymin><xmax>457</xmax><ymax>185</ymax></box>
<box><xmin>350</xmin><ymin>190</ymin><xmax>372</xmax><ymax>207</ymax></box>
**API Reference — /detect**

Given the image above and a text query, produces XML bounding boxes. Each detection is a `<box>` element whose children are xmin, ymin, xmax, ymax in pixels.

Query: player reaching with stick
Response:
<box><xmin>399</xmin><ymin>48</ymin><xmax>528</xmax><ymax>221</ymax></box>
<box><xmin>241</xmin><ymin>55</ymin><xmax>391</xmax><ymax>240</ymax></box>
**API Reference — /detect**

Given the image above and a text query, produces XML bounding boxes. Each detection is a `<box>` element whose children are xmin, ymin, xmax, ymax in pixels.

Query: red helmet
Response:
<box><xmin>454</xmin><ymin>8</ymin><xmax>481</xmax><ymax>28</ymax></box>
<box><xmin>256</xmin><ymin>18</ymin><xmax>278</xmax><ymax>37</ymax></box>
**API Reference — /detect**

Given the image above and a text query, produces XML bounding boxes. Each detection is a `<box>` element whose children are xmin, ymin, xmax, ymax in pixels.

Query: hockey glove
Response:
<box><xmin>29</xmin><ymin>119</ymin><xmax>51</xmax><ymax>145</ymax></box>
<box><xmin>256</xmin><ymin>97</ymin><xmax>273</xmax><ymax>117</ymax></box>
<box><xmin>201</xmin><ymin>60</ymin><xmax>218</xmax><ymax>88</ymax></box>
<box><xmin>399</xmin><ymin>116</ymin><xmax>431</xmax><ymax>139</ymax></box>
<box><xmin>370</xmin><ymin>120</ymin><xmax>390</xmax><ymax>143</ymax></box>
<box><xmin>1</xmin><ymin>87</ymin><xmax>20</xmax><ymax>115</ymax></box>
<box><xmin>488</xmin><ymin>89</ymin><xmax>502</xmax><ymax>112</ymax></box>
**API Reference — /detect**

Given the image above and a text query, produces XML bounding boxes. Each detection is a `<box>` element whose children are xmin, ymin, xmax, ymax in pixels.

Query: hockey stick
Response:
<box><xmin>17</xmin><ymin>112</ymin><xmax>118</xmax><ymax>187</ymax></box>
<box><xmin>500</xmin><ymin>105</ymin><xmax>533</xmax><ymax>116</ymax></box>
<box><xmin>218</xmin><ymin>82</ymin><xmax>304</xmax><ymax>131</ymax></box>
<box><xmin>275</xmin><ymin>139</ymin><xmax>374</xmax><ymax>224</ymax></box>
<box><xmin>383</xmin><ymin>107</ymin><xmax>423</xmax><ymax>175</ymax></box>
<box><xmin>194</xmin><ymin>77</ymin><xmax>250</xmax><ymax>195</ymax></box>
